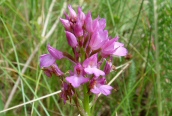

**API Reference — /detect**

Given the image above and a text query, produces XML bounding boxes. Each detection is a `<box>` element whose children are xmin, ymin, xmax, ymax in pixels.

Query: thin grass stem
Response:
<box><xmin>153</xmin><ymin>0</ymin><xmax>162</xmax><ymax>115</ymax></box>
<box><xmin>0</xmin><ymin>90</ymin><xmax>61</xmax><ymax>114</ymax></box>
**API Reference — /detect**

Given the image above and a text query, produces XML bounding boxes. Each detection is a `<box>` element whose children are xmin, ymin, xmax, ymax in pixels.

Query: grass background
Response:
<box><xmin>0</xmin><ymin>0</ymin><xmax>172</xmax><ymax>115</ymax></box>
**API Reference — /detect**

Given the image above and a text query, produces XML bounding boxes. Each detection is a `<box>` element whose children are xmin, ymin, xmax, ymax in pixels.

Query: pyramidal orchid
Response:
<box><xmin>40</xmin><ymin>5</ymin><xmax>128</xmax><ymax>116</ymax></box>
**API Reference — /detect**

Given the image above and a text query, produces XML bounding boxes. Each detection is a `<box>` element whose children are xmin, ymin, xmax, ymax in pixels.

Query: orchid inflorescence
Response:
<box><xmin>40</xmin><ymin>4</ymin><xmax>128</xmax><ymax>111</ymax></box>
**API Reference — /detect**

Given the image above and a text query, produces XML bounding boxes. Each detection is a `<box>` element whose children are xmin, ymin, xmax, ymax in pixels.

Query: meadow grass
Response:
<box><xmin>0</xmin><ymin>0</ymin><xmax>172</xmax><ymax>115</ymax></box>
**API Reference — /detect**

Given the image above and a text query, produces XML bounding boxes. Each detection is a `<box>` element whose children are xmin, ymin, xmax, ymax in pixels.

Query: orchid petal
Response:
<box><xmin>40</xmin><ymin>54</ymin><xmax>56</xmax><ymax>68</ymax></box>
<box><xmin>66</xmin><ymin>75</ymin><xmax>89</xmax><ymax>88</ymax></box>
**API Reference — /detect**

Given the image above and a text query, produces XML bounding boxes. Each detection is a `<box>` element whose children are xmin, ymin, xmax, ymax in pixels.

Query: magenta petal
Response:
<box><xmin>114</xmin><ymin>42</ymin><xmax>124</xmax><ymax>49</ymax></box>
<box><xmin>85</xmin><ymin>12</ymin><xmax>93</xmax><ymax>33</ymax></box>
<box><xmin>104</xmin><ymin>61</ymin><xmax>112</xmax><ymax>75</ymax></box>
<box><xmin>90</xmin><ymin>30</ymin><xmax>108</xmax><ymax>50</ymax></box>
<box><xmin>99</xmin><ymin>85</ymin><xmax>113</xmax><ymax>96</ymax></box>
<box><xmin>92</xmin><ymin>18</ymin><xmax>99</xmax><ymax>31</ymax></box>
<box><xmin>60</xmin><ymin>18</ymin><xmax>71</xmax><ymax>30</ymax></box>
<box><xmin>52</xmin><ymin>64</ymin><xmax>64</xmax><ymax>76</ymax></box>
<box><xmin>113</xmin><ymin>47</ymin><xmax>128</xmax><ymax>56</ymax></box>
<box><xmin>113</xmin><ymin>42</ymin><xmax>127</xmax><ymax>56</ymax></box>
<box><xmin>74</xmin><ymin>20</ymin><xmax>83</xmax><ymax>37</ymax></box>
<box><xmin>83</xmin><ymin>54</ymin><xmax>98</xmax><ymax>67</ymax></box>
<box><xmin>99</xmin><ymin>18</ymin><xmax>106</xmax><ymax>29</ymax></box>
<box><xmin>90</xmin><ymin>82</ymin><xmax>113</xmax><ymax>95</ymax></box>
<box><xmin>90</xmin><ymin>77</ymin><xmax>112</xmax><ymax>95</ymax></box>
<box><xmin>65</xmin><ymin>31</ymin><xmax>78</xmax><ymax>47</ymax></box>
<box><xmin>68</xmin><ymin>5</ymin><xmax>77</xmax><ymax>19</ymax></box>
<box><xmin>102</xmin><ymin>39</ymin><xmax>116</xmax><ymax>52</ymax></box>
<box><xmin>47</xmin><ymin>45</ymin><xmax>64</xmax><ymax>59</ymax></box>
<box><xmin>91</xmin><ymin>86</ymin><xmax>101</xmax><ymax>94</ymax></box>
<box><xmin>84</xmin><ymin>67</ymin><xmax>105</xmax><ymax>77</ymax></box>
<box><xmin>78</xmin><ymin>7</ymin><xmax>85</xmax><ymax>24</ymax></box>
<box><xmin>40</xmin><ymin>54</ymin><xmax>56</xmax><ymax>68</ymax></box>
<box><xmin>66</xmin><ymin>75</ymin><xmax>89</xmax><ymax>88</ymax></box>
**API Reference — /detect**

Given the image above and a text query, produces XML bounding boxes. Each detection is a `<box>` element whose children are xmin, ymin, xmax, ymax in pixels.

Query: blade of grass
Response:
<box><xmin>0</xmin><ymin>90</ymin><xmax>61</xmax><ymax>114</ymax></box>
<box><xmin>0</xmin><ymin>52</ymin><xmax>50</xmax><ymax>115</ymax></box>
<box><xmin>0</xmin><ymin>16</ymin><xmax>27</xmax><ymax>115</ymax></box>
<box><xmin>111</xmin><ymin>61</ymin><xmax>156</xmax><ymax>115</ymax></box>
<box><xmin>90</xmin><ymin>61</ymin><xmax>131</xmax><ymax>106</ymax></box>
<box><xmin>153</xmin><ymin>0</ymin><xmax>162</xmax><ymax>115</ymax></box>
<box><xmin>4</xmin><ymin>1</ymin><xmax>66</xmax><ymax>111</ymax></box>
<box><xmin>43</xmin><ymin>75</ymin><xmax>65</xmax><ymax>116</ymax></box>
<box><xmin>31</xmin><ymin>70</ymin><xmax>42</xmax><ymax>115</ymax></box>
<box><xmin>0</xmin><ymin>67</ymin><xmax>41</xmax><ymax>116</ymax></box>
<box><xmin>107</xmin><ymin>0</ymin><xmax>115</xmax><ymax>27</ymax></box>
<box><xmin>127</xmin><ymin>0</ymin><xmax>144</xmax><ymax>47</ymax></box>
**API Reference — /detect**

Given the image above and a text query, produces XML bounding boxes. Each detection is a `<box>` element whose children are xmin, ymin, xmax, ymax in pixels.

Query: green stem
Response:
<box><xmin>83</xmin><ymin>85</ymin><xmax>90</xmax><ymax>116</ymax></box>
<box><xmin>127</xmin><ymin>0</ymin><xmax>144</xmax><ymax>48</ymax></box>
<box><xmin>73</xmin><ymin>95</ymin><xmax>86</xmax><ymax>116</ymax></box>
<box><xmin>153</xmin><ymin>0</ymin><xmax>162</xmax><ymax>115</ymax></box>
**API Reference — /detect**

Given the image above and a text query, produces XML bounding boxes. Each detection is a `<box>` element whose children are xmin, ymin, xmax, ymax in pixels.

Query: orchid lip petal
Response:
<box><xmin>90</xmin><ymin>77</ymin><xmax>113</xmax><ymax>96</ymax></box>
<box><xmin>84</xmin><ymin>67</ymin><xmax>105</xmax><ymax>77</ymax></box>
<box><xmin>66</xmin><ymin>75</ymin><xmax>89</xmax><ymax>88</ymax></box>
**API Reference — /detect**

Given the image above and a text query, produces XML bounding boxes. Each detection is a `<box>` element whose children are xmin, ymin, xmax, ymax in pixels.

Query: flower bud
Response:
<box><xmin>65</xmin><ymin>31</ymin><xmax>78</xmax><ymax>47</ymax></box>
<box><xmin>85</xmin><ymin>12</ymin><xmax>93</xmax><ymax>33</ymax></box>
<box><xmin>74</xmin><ymin>20</ymin><xmax>83</xmax><ymax>37</ymax></box>
<box><xmin>47</xmin><ymin>45</ymin><xmax>64</xmax><ymax>60</ymax></box>
<box><xmin>60</xmin><ymin>18</ymin><xmax>71</xmax><ymax>31</ymax></box>
<box><xmin>104</xmin><ymin>61</ymin><xmax>112</xmax><ymax>75</ymax></box>
<box><xmin>78</xmin><ymin>7</ymin><xmax>85</xmax><ymax>25</ymax></box>
<box><xmin>68</xmin><ymin>5</ymin><xmax>77</xmax><ymax>19</ymax></box>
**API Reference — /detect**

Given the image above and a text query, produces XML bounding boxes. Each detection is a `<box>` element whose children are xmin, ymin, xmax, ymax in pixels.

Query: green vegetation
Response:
<box><xmin>0</xmin><ymin>0</ymin><xmax>172</xmax><ymax>115</ymax></box>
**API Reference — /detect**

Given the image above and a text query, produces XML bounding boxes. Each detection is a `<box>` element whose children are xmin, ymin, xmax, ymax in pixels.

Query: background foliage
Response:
<box><xmin>0</xmin><ymin>0</ymin><xmax>172</xmax><ymax>115</ymax></box>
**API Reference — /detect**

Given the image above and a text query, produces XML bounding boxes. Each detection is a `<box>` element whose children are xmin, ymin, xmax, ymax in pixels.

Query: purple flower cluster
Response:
<box><xmin>40</xmin><ymin>5</ymin><xmax>128</xmax><ymax>102</ymax></box>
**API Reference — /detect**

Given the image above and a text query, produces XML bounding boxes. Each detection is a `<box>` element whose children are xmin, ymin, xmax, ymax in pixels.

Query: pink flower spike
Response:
<box><xmin>113</xmin><ymin>42</ymin><xmax>128</xmax><ymax>56</ymax></box>
<box><xmin>83</xmin><ymin>54</ymin><xmax>105</xmax><ymax>77</ymax></box>
<box><xmin>65</xmin><ymin>31</ymin><xmax>78</xmax><ymax>47</ymax></box>
<box><xmin>40</xmin><ymin>54</ymin><xmax>56</xmax><ymax>68</ymax></box>
<box><xmin>47</xmin><ymin>45</ymin><xmax>64</xmax><ymax>60</ymax></box>
<box><xmin>68</xmin><ymin>5</ymin><xmax>77</xmax><ymax>19</ymax></box>
<box><xmin>66</xmin><ymin>64</ymin><xmax>89</xmax><ymax>88</ymax></box>
<box><xmin>90</xmin><ymin>77</ymin><xmax>113</xmax><ymax>96</ymax></box>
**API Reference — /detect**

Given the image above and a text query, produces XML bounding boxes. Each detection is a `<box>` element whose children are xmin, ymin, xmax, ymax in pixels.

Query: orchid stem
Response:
<box><xmin>83</xmin><ymin>85</ymin><xmax>90</xmax><ymax>116</ymax></box>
